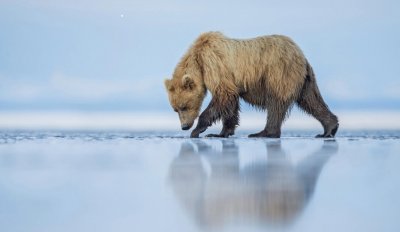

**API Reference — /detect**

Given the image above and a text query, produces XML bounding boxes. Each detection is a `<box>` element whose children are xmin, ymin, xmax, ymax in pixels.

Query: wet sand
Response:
<box><xmin>0</xmin><ymin>131</ymin><xmax>399</xmax><ymax>232</ymax></box>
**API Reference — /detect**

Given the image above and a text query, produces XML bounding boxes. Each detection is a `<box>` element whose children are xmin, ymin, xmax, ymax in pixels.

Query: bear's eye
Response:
<box><xmin>180</xmin><ymin>106</ymin><xmax>188</xmax><ymax>111</ymax></box>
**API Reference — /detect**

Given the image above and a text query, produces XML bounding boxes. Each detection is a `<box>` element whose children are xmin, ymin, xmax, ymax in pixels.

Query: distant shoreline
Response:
<box><xmin>0</xmin><ymin>110</ymin><xmax>399</xmax><ymax>131</ymax></box>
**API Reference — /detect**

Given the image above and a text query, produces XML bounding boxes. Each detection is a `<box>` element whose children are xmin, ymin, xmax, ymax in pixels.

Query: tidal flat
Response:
<box><xmin>0</xmin><ymin>130</ymin><xmax>399</xmax><ymax>232</ymax></box>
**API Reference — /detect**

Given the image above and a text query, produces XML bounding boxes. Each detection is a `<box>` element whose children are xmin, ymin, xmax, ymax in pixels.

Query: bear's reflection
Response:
<box><xmin>168</xmin><ymin>140</ymin><xmax>338</xmax><ymax>229</ymax></box>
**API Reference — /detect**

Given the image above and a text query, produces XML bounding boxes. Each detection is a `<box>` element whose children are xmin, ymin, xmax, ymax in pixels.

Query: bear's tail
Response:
<box><xmin>297</xmin><ymin>60</ymin><xmax>339</xmax><ymax>137</ymax></box>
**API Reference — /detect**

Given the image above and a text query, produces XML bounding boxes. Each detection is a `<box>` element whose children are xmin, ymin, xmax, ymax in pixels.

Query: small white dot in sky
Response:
<box><xmin>120</xmin><ymin>14</ymin><xmax>124</xmax><ymax>18</ymax></box>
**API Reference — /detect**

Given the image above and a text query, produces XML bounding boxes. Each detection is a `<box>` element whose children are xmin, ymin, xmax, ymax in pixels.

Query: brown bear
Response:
<box><xmin>165</xmin><ymin>32</ymin><xmax>338</xmax><ymax>138</ymax></box>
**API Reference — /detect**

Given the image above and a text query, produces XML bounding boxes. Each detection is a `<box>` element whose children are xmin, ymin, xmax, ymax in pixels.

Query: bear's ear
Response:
<box><xmin>182</xmin><ymin>74</ymin><xmax>195</xmax><ymax>90</ymax></box>
<box><xmin>164</xmin><ymin>78</ymin><xmax>175</xmax><ymax>92</ymax></box>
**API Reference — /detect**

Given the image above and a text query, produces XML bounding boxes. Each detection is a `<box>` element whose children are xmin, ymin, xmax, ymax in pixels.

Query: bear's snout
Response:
<box><xmin>181</xmin><ymin>124</ymin><xmax>192</xmax><ymax>130</ymax></box>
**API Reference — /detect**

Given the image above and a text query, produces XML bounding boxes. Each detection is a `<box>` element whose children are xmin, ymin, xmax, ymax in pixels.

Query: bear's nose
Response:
<box><xmin>181</xmin><ymin>124</ymin><xmax>191</xmax><ymax>130</ymax></box>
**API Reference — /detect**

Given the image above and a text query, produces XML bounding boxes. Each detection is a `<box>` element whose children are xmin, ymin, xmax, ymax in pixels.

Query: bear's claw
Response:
<box><xmin>205</xmin><ymin>134</ymin><xmax>221</xmax><ymax>138</ymax></box>
<box><xmin>315</xmin><ymin>134</ymin><xmax>333</xmax><ymax>138</ymax></box>
<box><xmin>205</xmin><ymin>133</ymin><xmax>230</xmax><ymax>138</ymax></box>
<box><xmin>248</xmin><ymin>130</ymin><xmax>280</xmax><ymax>138</ymax></box>
<box><xmin>315</xmin><ymin>123</ymin><xmax>339</xmax><ymax>138</ymax></box>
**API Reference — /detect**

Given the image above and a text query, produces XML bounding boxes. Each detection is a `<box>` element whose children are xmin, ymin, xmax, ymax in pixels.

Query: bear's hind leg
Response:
<box><xmin>297</xmin><ymin>77</ymin><xmax>339</xmax><ymax>138</ymax></box>
<box><xmin>248</xmin><ymin>102</ymin><xmax>289</xmax><ymax>138</ymax></box>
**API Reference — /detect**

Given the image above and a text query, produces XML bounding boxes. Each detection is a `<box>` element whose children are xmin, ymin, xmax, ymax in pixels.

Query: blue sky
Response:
<box><xmin>0</xmin><ymin>0</ymin><xmax>399</xmax><ymax>112</ymax></box>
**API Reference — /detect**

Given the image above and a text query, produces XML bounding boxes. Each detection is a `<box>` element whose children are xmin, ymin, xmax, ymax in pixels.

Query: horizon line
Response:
<box><xmin>0</xmin><ymin>110</ymin><xmax>399</xmax><ymax>131</ymax></box>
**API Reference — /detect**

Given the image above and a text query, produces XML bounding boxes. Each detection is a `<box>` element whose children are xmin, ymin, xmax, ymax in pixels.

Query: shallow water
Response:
<box><xmin>0</xmin><ymin>131</ymin><xmax>399</xmax><ymax>232</ymax></box>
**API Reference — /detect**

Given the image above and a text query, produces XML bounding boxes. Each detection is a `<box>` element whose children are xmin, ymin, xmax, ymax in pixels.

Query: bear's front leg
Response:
<box><xmin>205</xmin><ymin>120</ymin><xmax>236</xmax><ymax>138</ymax></box>
<box><xmin>190</xmin><ymin>98</ymin><xmax>220</xmax><ymax>138</ymax></box>
<box><xmin>191</xmin><ymin>95</ymin><xmax>238</xmax><ymax>138</ymax></box>
<box><xmin>205</xmin><ymin>100</ymin><xmax>239</xmax><ymax>138</ymax></box>
<box><xmin>190</xmin><ymin>113</ymin><xmax>212</xmax><ymax>138</ymax></box>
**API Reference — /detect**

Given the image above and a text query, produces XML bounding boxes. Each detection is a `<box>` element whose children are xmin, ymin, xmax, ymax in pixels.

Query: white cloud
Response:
<box><xmin>50</xmin><ymin>73</ymin><xmax>131</xmax><ymax>100</ymax></box>
<box><xmin>321</xmin><ymin>73</ymin><xmax>400</xmax><ymax>101</ymax></box>
<box><xmin>0</xmin><ymin>76</ymin><xmax>45</xmax><ymax>102</ymax></box>
<box><xmin>323</xmin><ymin>78</ymin><xmax>371</xmax><ymax>101</ymax></box>
<box><xmin>385</xmin><ymin>82</ymin><xmax>400</xmax><ymax>99</ymax></box>
<box><xmin>0</xmin><ymin>73</ymin><xmax>163</xmax><ymax>103</ymax></box>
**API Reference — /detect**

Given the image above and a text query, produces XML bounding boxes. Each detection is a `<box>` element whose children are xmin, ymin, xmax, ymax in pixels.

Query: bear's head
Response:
<box><xmin>165</xmin><ymin>74</ymin><xmax>206</xmax><ymax>130</ymax></box>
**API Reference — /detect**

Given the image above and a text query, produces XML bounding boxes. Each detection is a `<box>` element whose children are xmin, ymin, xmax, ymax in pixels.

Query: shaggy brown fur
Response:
<box><xmin>165</xmin><ymin>32</ymin><xmax>338</xmax><ymax>138</ymax></box>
